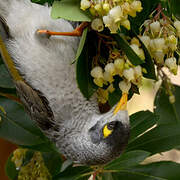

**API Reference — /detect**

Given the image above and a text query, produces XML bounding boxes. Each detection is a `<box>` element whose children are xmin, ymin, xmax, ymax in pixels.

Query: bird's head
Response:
<box><xmin>68</xmin><ymin>108</ymin><xmax>130</xmax><ymax>165</ymax></box>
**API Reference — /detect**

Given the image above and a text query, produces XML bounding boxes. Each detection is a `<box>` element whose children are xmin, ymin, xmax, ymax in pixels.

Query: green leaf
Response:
<box><xmin>51</xmin><ymin>0</ymin><xmax>92</xmax><ymax>22</ymax></box>
<box><xmin>0</xmin><ymin>64</ymin><xmax>15</xmax><ymax>88</ymax></box>
<box><xmin>113</xmin><ymin>34</ymin><xmax>144</xmax><ymax>66</ymax></box>
<box><xmin>137</xmin><ymin>37</ymin><xmax>156</xmax><ymax>80</ymax></box>
<box><xmin>5</xmin><ymin>154</ymin><xmax>18</xmax><ymax>180</ymax></box>
<box><xmin>127</xmin><ymin>123</ymin><xmax>180</xmax><ymax>154</ymax></box>
<box><xmin>53</xmin><ymin>166</ymin><xmax>91</xmax><ymax>180</ymax></box>
<box><xmin>0</xmin><ymin>96</ymin><xmax>55</xmax><ymax>151</ymax></box>
<box><xmin>105</xmin><ymin>150</ymin><xmax>150</xmax><ymax>170</ymax></box>
<box><xmin>111</xmin><ymin>161</ymin><xmax>180</xmax><ymax>180</ymax></box>
<box><xmin>170</xmin><ymin>0</ymin><xmax>180</xmax><ymax>19</ymax></box>
<box><xmin>75</xmin><ymin>28</ymin><xmax>88</xmax><ymax>61</ymax></box>
<box><xmin>76</xmin><ymin>32</ymin><xmax>97</xmax><ymax>99</ymax></box>
<box><xmin>155</xmin><ymin>85</ymin><xmax>180</xmax><ymax>125</ymax></box>
<box><xmin>42</xmin><ymin>151</ymin><xmax>62</xmax><ymax>177</ymax></box>
<box><xmin>129</xmin><ymin>111</ymin><xmax>157</xmax><ymax>143</ymax></box>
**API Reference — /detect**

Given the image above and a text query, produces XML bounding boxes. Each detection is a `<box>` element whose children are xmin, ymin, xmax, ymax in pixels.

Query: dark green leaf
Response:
<box><xmin>138</xmin><ymin>38</ymin><xmax>156</xmax><ymax>80</ymax></box>
<box><xmin>42</xmin><ymin>151</ymin><xmax>62</xmax><ymax>176</ymax></box>
<box><xmin>170</xmin><ymin>0</ymin><xmax>180</xmax><ymax>19</ymax></box>
<box><xmin>129</xmin><ymin>111</ymin><xmax>157</xmax><ymax>143</ymax></box>
<box><xmin>102</xmin><ymin>172</ymin><xmax>113</xmax><ymax>180</ymax></box>
<box><xmin>0</xmin><ymin>64</ymin><xmax>15</xmax><ymax>88</ymax></box>
<box><xmin>112</xmin><ymin>161</ymin><xmax>180</xmax><ymax>180</ymax></box>
<box><xmin>127</xmin><ymin>123</ymin><xmax>180</xmax><ymax>154</ymax></box>
<box><xmin>53</xmin><ymin>166</ymin><xmax>91</xmax><ymax>180</ymax></box>
<box><xmin>0</xmin><ymin>96</ymin><xmax>55</xmax><ymax>151</ymax></box>
<box><xmin>51</xmin><ymin>0</ymin><xmax>92</xmax><ymax>22</ymax></box>
<box><xmin>76</xmin><ymin>33</ymin><xmax>97</xmax><ymax>99</ymax></box>
<box><xmin>75</xmin><ymin>27</ymin><xmax>88</xmax><ymax>61</ymax></box>
<box><xmin>5</xmin><ymin>154</ymin><xmax>18</xmax><ymax>180</ymax></box>
<box><xmin>113</xmin><ymin>34</ymin><xmax>144</xmax><ymax>66</ymax></box>
<box><xmin>155</xmin><ymin>85</ymin><xmax>180</xmax><ymax>125</ymax></box>
<box><xmin>105</xmin><ymin>150</ymin><xmax>150</xmax><ymax>170</ymax></box>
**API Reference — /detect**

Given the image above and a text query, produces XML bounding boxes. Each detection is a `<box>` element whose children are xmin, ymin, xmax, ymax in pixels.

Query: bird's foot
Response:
<box><xmin>37</xmin><ymin>22</ymin><xmax>89</xmax><ymax>37</ymax></box>
<box><xmin>113</xmin><ymin>93</ymin><xmax>128</xmax><ymax>115</ymax></box>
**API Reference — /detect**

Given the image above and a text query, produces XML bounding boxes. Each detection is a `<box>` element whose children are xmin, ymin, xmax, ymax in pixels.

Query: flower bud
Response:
<box><xmin>119</xmin><ymin>80</ymin><xmax>131</xmax><ymax>93</ymax></box>
<box><xmin>105</xmin><ymin>63</ymin><xmax>116</xmax><ymax>75</ymax></box>
<box><xmin>91</xmin><ymin>66</ymin><xmax>103</xmax><ymax>78</ymax></box>
<box><xmin>169</xmin><ymin>95</ymin><xmax>175</xmax><ymax>104</ymax></box>
<box><xmin>150</xmin><ymin>21</ymin><xmax>161</xmax><ymax>35</ymax></box>
<box><xmin>94</xmin><ymin>4</ymin><xmax>103</xmax><ymax>14</ymax></box>
<box><xmin>121</xmin><ymin>2</ymin><xmax>130</xmax><ymax>15</ymax></box>
<box><xmin>149</xmin><ymin>38</ymin><xmax>165</xmax><ymax>52</ymax></box>
<box><xmin>174</xmin><ymin>20</ymin><xmax>180</xmax><ymax>31</ymax></box>
<box><xmin>121</xmin><ymin>19</ymin><xmax>130</xmax><ymax>30</ymax></box>
<box><xmin>103</xmin><ymin>3</ymin><xmax>110</xmax><ymax>13</ymax></box>
<box><xmin>109</xmin><ymin>6</ymin><xmax>123</xmax><ymax>23</ymax></box>
<box><xmin>114</xmin><ymin>58</ymin><xmax>125</xmax><ymax>70</ymax></box>
<box><xmin>103</xmin><ymin>15</ymin><xmax>113</xmax><ymax>27</ymax></box>
<box><xmin>139</xmin><ymin>35</ymin><xmax>150</xmax><ymax>48</ymax></box>
<box><xmin>130</xmin><ymin>1</ymin><xmax>143</xmax><ymax>12</ymax></box>
<box><xmin>167</xmin><ymin>35</ymin><xmax>178</xmax><ymax>51</ymax></box>
<box><xmin>94</xmin><ymin>78</ymin><xmax>104</xmax><ymax>87</ymax></box>
<box><xmin>80</xmin><ymin>0</ymin><xmax>91</xmax><ymax>11</ymax></box>
<box><xmin>123</xmin><ymin>68</ymin><xmax>135</xmax><ymax>81</ymax></box>
<box><xmin>134</xmin><ymin>65</ymin><xmax>142</xmax><ymax>78</ymax></box>
<box><xmin>103</xmin><ymin>71</ymin><xmax>114</xmax><ymax>83</ymax></box>
<box><xmin>165</xmin><ymin>57</ymin><xmax>178</xmax><ymax>75</ymax></box>
<box><xmin>153</xmin><ymin>51</ymin><xmax>164</xmax><ymax>64</ymax></box>
<box><xmin>107</xmin><ymin>84</ymin><xmax>115</xmax><ymax>93</ymax></box>
<box><xmin>131</xmin><ymin>37</ymin><xmax>140</xmax><ymax>47</ymax></box>
<box><xmin>91</xmin><ymin>18</ymin><xmax>104</xmax><ymax>32</ymax></box>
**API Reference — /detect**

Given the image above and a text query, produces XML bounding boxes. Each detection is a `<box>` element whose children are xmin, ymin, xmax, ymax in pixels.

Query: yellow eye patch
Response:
<box><xmin>103</xmin><ymin>124</ymin><xmax>113</xmax><ymax>138</ymax></box>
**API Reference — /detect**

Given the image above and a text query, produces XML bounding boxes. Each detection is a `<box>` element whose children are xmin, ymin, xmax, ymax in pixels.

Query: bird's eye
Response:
<box><xmin>103</xmin><ymin>121</ymin><xmax>117</xmax><ymax>138</ymax></box>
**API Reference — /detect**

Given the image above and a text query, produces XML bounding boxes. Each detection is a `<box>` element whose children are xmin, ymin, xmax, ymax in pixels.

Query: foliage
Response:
<box><xmin>0</xmin><ymin>0</ymin><xmax>180</xmax><ymax>179</ymax></box>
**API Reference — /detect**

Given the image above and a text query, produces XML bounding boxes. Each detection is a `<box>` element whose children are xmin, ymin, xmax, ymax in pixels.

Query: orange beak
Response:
<box><xmin>113</xmin><ymin>93</ymin><xmax>128</xmax><ymax>115</ymax></box>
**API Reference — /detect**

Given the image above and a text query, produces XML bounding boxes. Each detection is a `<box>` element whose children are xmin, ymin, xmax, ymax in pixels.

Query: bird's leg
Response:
<box><xmin>113</xmin><ymin>93</ymin><xmax>128</xmax><ymax>115</ymax></box>
<box><xmin>37</xmin><ymin>22</ymin><xmax>89</xmax><ymax>37</ymax></box>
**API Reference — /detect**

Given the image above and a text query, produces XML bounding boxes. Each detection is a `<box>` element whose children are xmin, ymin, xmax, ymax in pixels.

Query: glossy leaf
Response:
<box><xmin>111</xmin><ymin>161</ymin><xmax>180</xmax><ymax>180</ymax></box>
<box><xmin>76</xmin><ymin>32</ymin><xmax>97</xmax><ymax>99</ymax></box>
<box><xmin>75</xmin><ymin>27</ymin><xmax>88</xmax><ymax>61</ymax></box>
<box><xmin>138</xmin><ymin>37</ymin><xmax>156</xmax><ymax>80</ymax></box>
<box><xmin>129</xmin><ymin>111</ymin><xmax>157</xmax><ymax>143</ymax></box>
<box><xmin>154</xmin><ymin>85</ymin><xmax>180</xmax><ymax>125</ymax></box>
<box><xmin>42</xmin><ymin>151</ymin><xmax>62</xmax><ymax>176</ymax></box>
<box><xmin>0</xmin><ymin>96</ymin><xmax>55</xmax><ymax>151</ymax></box>
<box><xmin>5</xmin><ymin>154</ymin><xmax>18</xmax><ymax>180</ymax></box>
<box><xmin>51</xmin><ymin>0</ymin><xmax>92</xmax><ymax>22</ymax></box>
<box><xmin>170</xmin><ymin>0</ymin><xmax>180</xmax><ymax>19</ymax></box>
<box><xmin>0</xmin><ymin>64</ymin><xmax>15</xmax><ymax>88</ymax></box>
<box><xmin>113</xmin><ymin>34</ymin><xmax>144</xmax><ymax>66</ymax></box>
<box><xmin>53</xmin><ymin>166</ymin><xmax>91</xmax><ymax>180</ymax></box>
<box><xmin>127</xmin><ymin>123</ymin><xmax>180</xmax><ymax>154</ymax></box>
<box><xmin>105</xmin><ymin>150</ymin><xmax>150</xmax><ymax>170</ymax></box>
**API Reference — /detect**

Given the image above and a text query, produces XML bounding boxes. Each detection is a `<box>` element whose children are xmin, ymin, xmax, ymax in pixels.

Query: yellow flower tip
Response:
<box><xmin>113</xmin><ymin>93</ymin><xmax>128</xmax><ymax>115</ymax></box>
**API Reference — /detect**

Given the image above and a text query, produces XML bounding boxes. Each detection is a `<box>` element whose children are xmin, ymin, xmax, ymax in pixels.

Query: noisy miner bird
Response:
<box><xmin>0</xmin><ymin>0</ymin><xmax>130</xmax><ymax>165</ymax></box>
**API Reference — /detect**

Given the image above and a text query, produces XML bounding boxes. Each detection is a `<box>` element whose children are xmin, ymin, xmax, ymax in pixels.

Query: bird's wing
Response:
<box><xmin>0</xmin><ymin>16</ymin><xmax>56</xmax><ymax>132</ymax></box>
<box><xmin>15</xmin><ymin>81</ymin><xmax>55</xmax><ymax>131</ymax></box>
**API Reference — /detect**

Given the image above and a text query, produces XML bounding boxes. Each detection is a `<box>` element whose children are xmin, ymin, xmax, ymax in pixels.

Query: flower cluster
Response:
<box><xmin>139</xmin><ymin>19</ymin><xmax>180</xmax><ymax>75</ymax></box>
<box><xmin>80</xmin><ymin>0</ymin><xmax>143</xmax><ymax>33</ymax></box>
<box><xmin>11</xmin><ymin>149</ymin><xmax>51</xmax><ymax>180</ymax></box>
<box><xmin>91</xmin><ymin>38</ymin><xmax>146</xmax><ymax>104</ymax></box>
